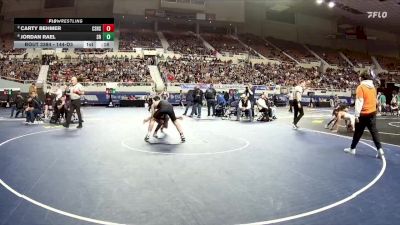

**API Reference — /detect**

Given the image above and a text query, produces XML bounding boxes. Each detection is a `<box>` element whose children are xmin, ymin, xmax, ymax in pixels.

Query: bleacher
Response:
<box><xmin>164</xmin><ymin>32</ymin><xmax>212</xmax><ymax>55</ymax></box>
<box><xmin>266</xmin><ymin>37</ymin><xmax>318</xmax><ymax>63</ymax></box>
<box><xmin>307</xmin><ymin>44</ymin><xmax>348</xmax><ymax>66</ymax></box>
<box><xmin>238</xmin><ymin>33</ymin><xmax>289</xmax><ymax>61</ymax></box>
<box><xmin>119</xmin><ymin>29</ymin><xmax>162</xmax><ymax>51</ymax></box>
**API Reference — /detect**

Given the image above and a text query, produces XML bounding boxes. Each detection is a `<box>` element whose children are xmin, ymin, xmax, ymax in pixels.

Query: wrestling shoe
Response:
<box><xmin>376</xmin><ymin>148</ymin><xmax>384</xmax><ymax>159</ymax></box>
<box><xmin>153</xmin><ymin>133</ymin><xmax>158</xmax><ymax>138</ymax></box>
<box><xmin>344</xmin><ymin>148</ymin><xmax>356</xmax><ymax>155</ymax></box>
<box><xmin>180</xmin><ymin>134</ymin><xmax>186</xmax><ymax>143</ymax></box>
<box><xmin>292</xmin><ymin>123</ymin><xmax>298</xmax><ymax>129</ymax></box>
<box><xmin>144</xmin><ymin>135</ymin><xmax>150</xmax><ymax>142</ymax></box>
<box><xmin>324</xmin><ymin>124</ymin><xmax>329</xmax><ymax>129</ymax></box>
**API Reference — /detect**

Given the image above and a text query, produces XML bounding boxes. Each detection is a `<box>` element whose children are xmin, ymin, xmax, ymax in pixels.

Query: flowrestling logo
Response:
<box><xmin>367</xmin><ymin>11</ymin><xmax>388</xmax><ymax>19</ymax></box>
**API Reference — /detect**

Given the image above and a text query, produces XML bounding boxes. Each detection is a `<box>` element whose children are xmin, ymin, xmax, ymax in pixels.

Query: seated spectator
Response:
<box><xmin>164</xmin><ymin>32</ymin><xmax>211</xmax><ymax>55</ymax></box>
<box><xmin>237</xmin><ymin>94</ymin><xmax>253</xmax><ymax>121</ymax></box>
<box><xmin>239</xmin><ymin>33</ymin><xmax>288</xmax><ymax>61</ymax></box>
<box><xmin>266</xmin><ymin>37</ymin><xmax>318</xmax><ymax>63</ymax></box>
<box><xmin>377</xmin><ymin>55</ymin><xmax>400</xmax><ymax>71</ymax></box>
<box><xmin>51</xmin><ymin>95</ymin><xmax>67</xmax><ymax>124</ymax></box>
<box><xmin>25</xmin><ymin>92</ymin><xmax>42</xmax><ymax>124</ymax></box>
<box><xmin>74</xmin><ymin>48</ymin><xmax>112</xmax><ymax>54</ymax></box>
<box><xmin>217</xmin><ymin>92</ymin><xmax>227</xmax><ymax>106</ymax></box>
<box><xmin>119</xmin><ymin>29</ymin><xmax>162</xmax><ymax>50</ymax></box>
<box><xmin>342</xmin><ymin>50</ymin><xmax>371</xmax><ymax>67</ymax></box>
<box><xmin>1</xmin><ymin>34</ymin><xmax>26</xmax><ymax>55</ymax></box>
<box><xmin>307</xmin><ymin>44</ymin><xmax>348</xmax><ymax>66</ymax></box>
<box><xmin>48</xmin><ymin>57</ymin><xmax>152</xmax><ymax>83</ymax></box>
<box><xmin>202</xmin><ymin>33</ymin><xmax>250</xmax><ymax>55</ymax></box>
<box><xmin>0</xmin><ymin>58</ymin><xmax>41</xmax><ymax>82</ymax></box>
<box><xmin>256</xmin><ymin>93</ymin><xmax>272</xmax><ymax>121</ymax></box>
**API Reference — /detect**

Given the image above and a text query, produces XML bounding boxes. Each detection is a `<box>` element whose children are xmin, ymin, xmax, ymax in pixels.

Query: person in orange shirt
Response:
<box><xmin>344</xmin><ymin>72</ymin><xmax>384</xmax><ymax>159</ymax></box>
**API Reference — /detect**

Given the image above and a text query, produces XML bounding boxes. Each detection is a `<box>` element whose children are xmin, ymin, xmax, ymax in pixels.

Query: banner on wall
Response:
<box><xmin>179</xmin><ymin>84</ymin><xmax>275</xmax><ymax>91</ymax></box>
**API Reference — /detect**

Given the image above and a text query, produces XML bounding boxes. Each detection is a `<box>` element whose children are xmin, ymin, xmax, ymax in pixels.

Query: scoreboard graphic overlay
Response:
<box><xmin>14</xmin><ymin>18</ymin><xmax>114</xmax><ymax>49</ymax></box>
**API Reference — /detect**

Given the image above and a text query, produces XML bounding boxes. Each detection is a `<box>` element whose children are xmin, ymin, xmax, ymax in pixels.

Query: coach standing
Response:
<box><xmin>344</xmin><ymin>72</ymin><xmax>384</xmax><ymax>159</ymax></box>
<box><xmin>64</xmin><ymin>76</ymin><xmax>84</xmax><ymax>129</ymax></box>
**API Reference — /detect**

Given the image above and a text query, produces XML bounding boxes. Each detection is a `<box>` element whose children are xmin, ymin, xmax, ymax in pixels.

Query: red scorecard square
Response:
<box><xmin>102</xmin><ymin>24</ymin><xmax>114</xmax><ymax>32</ymax></box>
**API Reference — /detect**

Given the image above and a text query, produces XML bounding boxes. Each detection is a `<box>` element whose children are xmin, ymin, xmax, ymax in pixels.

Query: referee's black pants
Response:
<box><xmin>351</xmin><ymin>113</ymin><xmax>382</xmax><ymax>150</ymax></box>
<box><xmin>66</xmin><ymin>99</ymin><xmax>83</xmax><ymax>126</ymax></box>
<box><xmin>293</xmin><ymin>99</ymin><xmax>304</xmax><ymax>125</ymax></box>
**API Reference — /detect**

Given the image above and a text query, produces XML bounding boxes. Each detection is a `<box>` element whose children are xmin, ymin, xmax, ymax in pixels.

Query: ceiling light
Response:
<box><xmin>316</xmin><ymin>0</ymin><xmax>324</xmax><ymax>5</ymax></box>
<box><xmin>328</xmin><ymin>1</ymin><xmax>335</xmax><ymax>8</ymax></box>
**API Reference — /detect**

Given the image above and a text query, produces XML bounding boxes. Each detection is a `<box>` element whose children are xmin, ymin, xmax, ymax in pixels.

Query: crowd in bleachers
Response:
<box><xmin>0</xmin><ymin>28</ymin><xmax>398</xmax><ymax>90</ymax></box>
<box><xmin>307</xmin><ymin>44</ymin><xmax>348</xmax><ymax>67</ymax></box>
<box><xmin>0</xmin><ymin>57</ymin><xmax>41</xmax><ymax>81</ymax></box>
<box><xmin>266</xmin><ymin>37</ymin><xmax>318</xmax><ymax>63</ymax></box>
<box><xmin>342</xmin><ymin>50</ymin><xmax>372</xmax><ymax>67</ymax></box>
<box><xmin>74</xmin><ymin>49</ymin><xmax>113</xmax><ymax>54</ymax></box>
<box><xmin>1</xmin><ymin>34</ymin><xmax>26</xmax><ymax>55</ymax></box>
<box><xmin>202</xmin><ymin>34</ymin><xmax>257</xmax><ymax>56</ymax></box>
<box><xmin>380</xmin><ymin>72</ymin><xmax>400</xmax><ymax>83</ymax></box>
<box><xmin>158</xmin><ymin>57</ymin><xmax>359</xmax><ymax>90</ymax></box>
<box><xmin>164</xmin><ymin>32</ymin><xmax>213</xmax><ymax>55</ymax></box>
<box><xmin>377</xmin><ymin>56</ymin><xmax>400</xmax><ymax>71</ymax></box>
<box><xmin>119</xmin><ymin>30</ymin><xmax>162</xmax><ymax>51</ymax></box>
<box><xmin>238</xmin><ymin>33</ymin><xmax>289</xmax><ymax>61</ymax></box>
<box><xmin>48</xmin><ymin>57</ymin><xmax>152</xmax><ymax>83</ymax></box>
<box><xmin>159</xmin><ymin>57</ymin><xmax>259</xmax><ymax>84</ymax></box>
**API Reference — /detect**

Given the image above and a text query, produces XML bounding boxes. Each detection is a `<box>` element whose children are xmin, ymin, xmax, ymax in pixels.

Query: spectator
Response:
<box><xmin>11</xmin><ymin>93</ymin><xmax>25</xmax><ymax>118</ymax></box>
<box><xmin>205</xmin><ymin>84</ymin><xmax>217</xmax><ymax>117</ymax></box>
<box><xmin>25</xmin><ymin>92</ymin><xmax>41</xmax><ymax>124</ymax></box>
<box><xmin>237</xmin><ymin>94</ymin><xmax>253</xmax><ymax>121</ymax></box>
<box><xmin>190</xmin><ymin>86</ymin><xmax>204</xmax><ymax>118</ymax></box>
<box><xmin>183</xmin><ymin>89</ymin><xmax>195</xmax><ymax>116</ymax></box>
<box><xmin>29</xmin><ymin>83</ymin><xmax>37</xmax><ymax>95</ymax></box>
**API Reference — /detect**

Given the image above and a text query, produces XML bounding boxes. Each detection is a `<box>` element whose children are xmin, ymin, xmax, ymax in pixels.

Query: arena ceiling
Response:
<box><xmin>259</xmin><ymin>0</ymin><xmax>400</xmax><ymax>34</ymax></box>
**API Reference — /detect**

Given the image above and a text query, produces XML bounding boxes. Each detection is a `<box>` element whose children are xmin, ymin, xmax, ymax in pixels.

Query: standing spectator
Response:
<box><xmin>288</xmin><ymin>91</ymin><xmax>294</xmax><ymax>112</ymax></box>
<box><xmin>190</xmin><ymin>86</ymin><xmax>203</xmax><ymax>118</ymax></box>
<box><xmin>344</xmin><ymin>72</ymin><xmax>384</xmax><ymax>158</ymax></box>
<box><xmin>205</xmin><ymin>84</ymin><xmax>217</xmax><ymax>117</ymax></box>
<box><xmin>391</xmin><ymin>91</ymin><xmax>399</xmax><ymax>116</ymax></box>
<box><xmin>183</xmin><ymin>89</ymin><xmax>196</xmax><ymax>116</ymax></box>
<box><xmin>179</xmin><ymin>90</ymin><xmax>184</xmax><ymax>108</ymax></box>
<box><xmin>377</xmin><ymin>92</ymin><xmax>386</xmax><ymax>116</ymax></box>
<box><xmin>245</xmin><ymin>84</ymin><xmax>256</xmax><ymax>116</ymax></box>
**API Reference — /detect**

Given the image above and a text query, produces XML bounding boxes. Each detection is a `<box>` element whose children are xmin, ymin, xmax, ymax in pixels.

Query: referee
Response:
<box><xmin>293</xmin><ymin>80</ymin><xmax>306</xmax><ymax>129</ymax></box>
<box><xmin>63</xmin><ymin>76</ymin><xmax>84</xmax><ymax>129</ymax></box>
<box><xmin>344</xmin><ymin>72</ymin><xmax>384</xmax><ymax>159</ymax></box>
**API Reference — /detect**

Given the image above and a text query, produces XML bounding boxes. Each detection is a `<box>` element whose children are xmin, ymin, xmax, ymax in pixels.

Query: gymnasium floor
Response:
<box><xmin>0</xmin><ymin>106</ymin><xmax>399</xmax><ymax>225</ymax></box>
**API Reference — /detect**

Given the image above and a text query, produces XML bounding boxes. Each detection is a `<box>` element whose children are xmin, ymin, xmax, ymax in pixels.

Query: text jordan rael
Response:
<box><xmin>19</xmin><ymin>34</ymin><xmax>56</xmax><ymax>39</ymax></box>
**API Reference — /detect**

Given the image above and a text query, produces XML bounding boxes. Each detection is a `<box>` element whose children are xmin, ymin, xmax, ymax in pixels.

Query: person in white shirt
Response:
<box><xmin>63</xmin><ymin>76</ymin><xmax>84</xmax><ymax>128</ymax></box>
<box><xmin>288</xmin><ymin>90</ymin><xmax>294</xmax><ymax>112</ymax></box>
<box><xmin>293</xmin><ymin>80</ymin><xmax>306</xmax><ymax>129</ymax></box>
<box><xmin>54</xmin><ymin>85</ymin><xmax>63</xmax><ymax>101</ymax></box>
<box><xmin>237</xmin><ymin>94</ymin><xmax>253</xmax><ymax>121</ymax></box>
<box><xmin>257</xmin><ymin>93</ymin><xmax>271</xmax><ymax>121</ymax></box>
